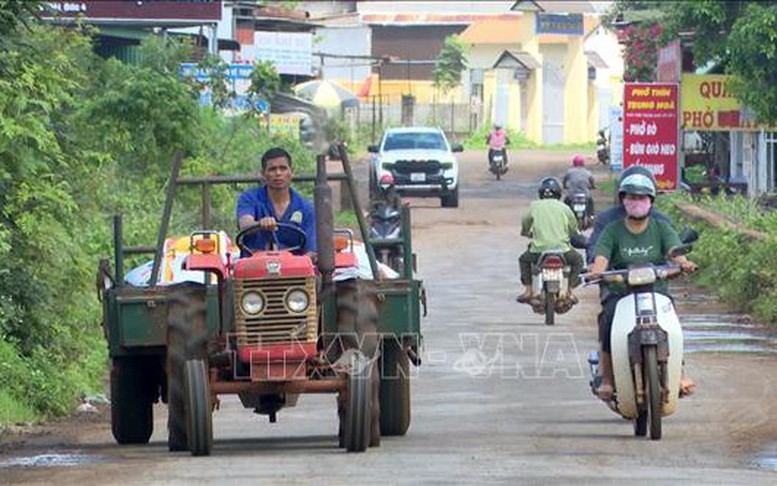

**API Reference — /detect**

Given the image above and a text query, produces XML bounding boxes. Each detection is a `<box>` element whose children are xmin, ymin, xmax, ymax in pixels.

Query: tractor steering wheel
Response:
<box><xmin>235</xmin><ymin>222</ymin><xmax>308</xmax><ymax>256</ymax></box>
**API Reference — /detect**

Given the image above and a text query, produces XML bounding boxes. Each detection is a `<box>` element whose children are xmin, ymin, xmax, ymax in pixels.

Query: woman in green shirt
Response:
<box><xmin>588</xmin><ymin>173</ymin><xmax>697</xmax><ymax>400</ymax></box>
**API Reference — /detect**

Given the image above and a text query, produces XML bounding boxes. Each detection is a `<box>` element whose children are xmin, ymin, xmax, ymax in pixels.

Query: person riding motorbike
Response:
<box><xmin>487</xmin><ymin>123</ymin><xmax>509</xmax><ymax>167</ymax></box>
<box><xmin>517</xmin><ymin>177</ymin><xmax>584</xmax><ymax>304</ymax></box>
<box><xmin>562</xmin><ymin>154</ymin><xmax>596</xmax><ymax>219</ymax></box>
<box><xmin>587</xmin><ymin>173</ymin><xmax>698</xmax><ymax>401</ymax></box>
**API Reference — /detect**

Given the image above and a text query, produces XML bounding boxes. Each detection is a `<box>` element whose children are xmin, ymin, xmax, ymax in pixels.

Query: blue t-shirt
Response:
<box><xmin>236</xmin><ymin>186</ymin><xmax>317</xmax><ymax>255</ymax></box>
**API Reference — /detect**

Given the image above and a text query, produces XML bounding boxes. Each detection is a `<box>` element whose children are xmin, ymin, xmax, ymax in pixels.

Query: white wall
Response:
<box><xmin>314</xmin><ymin>26</ymin><xmax>372</xmax><ymax>82</ymax></box>
<box><xmin>357</xmin><ymin>1</ymin><xmax>514</xmax><ymax>14</ymax></box>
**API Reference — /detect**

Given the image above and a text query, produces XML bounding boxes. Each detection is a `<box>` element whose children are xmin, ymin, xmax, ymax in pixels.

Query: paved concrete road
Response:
<box><xmin>3</xmin><ymin>150</ymin><xmax>777</xmax><ymax>484</ymax></box>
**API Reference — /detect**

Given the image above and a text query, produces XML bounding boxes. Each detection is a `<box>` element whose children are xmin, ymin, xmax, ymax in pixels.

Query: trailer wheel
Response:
<box><xmin>379</xmin><ymin>338</ymin><xmax>411</xmax><ymax>436</ymax></box>
<box><xmin>110</xmin><ymin>356</ymin><xmax>153</xmax><ymax>444</ymax></box>
<box><xmin>184</xmin><ymin>359</ymin><xmax>213</xmax><ymax>456</ymax></box>
<box><xmin>335</xmin><ymin>280</ymin><xmax>380</xmax><ymax>449</ymax></box>
<box><xmin>166</xmin><ymin>284</ymin><xmax>209</xmax><ymax>452</ymax></box>
<box><xmin>343</xmin><ymin>352</ymin><xmax>372</xmax><ymax>452</ymax></box>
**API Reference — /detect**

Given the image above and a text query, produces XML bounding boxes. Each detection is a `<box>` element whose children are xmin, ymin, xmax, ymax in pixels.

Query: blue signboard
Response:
<box><xmin>535</xmin><ymin>13</ymin><xmax>584</xmax><ymax>35</ymax></box>
<box><xmin>179</xmin><ymin>63</ymin><xmax>255</xmax><ymax>81</ymax></box>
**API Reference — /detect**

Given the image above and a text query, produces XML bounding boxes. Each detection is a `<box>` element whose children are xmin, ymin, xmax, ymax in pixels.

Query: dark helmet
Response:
<box><xmin>619</xmin><ymin>173</ymin><xmax>656</xmax><ymax>200</ymax></box>
<box><xmin>538</xmin><ymin>177</ymin><xmax>562</xmax><ymax>199</ymax></box>
<box><xmin>619</xmin><ymin>165</ymin><xmax>656</xmax><ymax>186</ymax></box>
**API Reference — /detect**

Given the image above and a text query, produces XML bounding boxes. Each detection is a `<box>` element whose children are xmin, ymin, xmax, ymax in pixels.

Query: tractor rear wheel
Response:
<box><xmin>166</xmin><ymin>284</ymin><xmax>209</xmax><ymax>452</ymax></box>
<box><xmin>110</xmin><ymin>356</ymin><xmax>154</xmax><ymax>444</ymax></box>
<box><xmin>379</xmin><ymin>338</ymin><xmax>411</xmax><ymax>436</ymax></box>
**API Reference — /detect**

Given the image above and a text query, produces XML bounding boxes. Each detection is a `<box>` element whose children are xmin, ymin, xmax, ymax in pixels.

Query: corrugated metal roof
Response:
<box><xmin>361</xmin><ymin>13</ymin><xmax>521</xmax><ymax>26</ymax></box>
<box><xmin>459</xmin><ymin>18</ymin><xmax>523</xmax><ymax>44</ymax></box>
<box><xmin>511</xmin><ymin>1</ymin><xmax>598</xmax><ymax>14</ymax></box>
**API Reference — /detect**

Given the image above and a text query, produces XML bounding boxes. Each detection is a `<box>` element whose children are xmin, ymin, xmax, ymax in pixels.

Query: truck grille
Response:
<box><xmin>393</xmin><ymin>160</ymin><xmax>442</xmax><ymax>174</ymax></box>
<box><xmin>234</xmin><ymin>277</ymin><xmax>317</xmax><ymax>346</ymax></box>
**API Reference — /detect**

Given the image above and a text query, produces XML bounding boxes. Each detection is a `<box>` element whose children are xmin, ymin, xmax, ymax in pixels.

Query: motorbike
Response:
<box><xmin>528</xmin><ymin>251</ymin><xmax>575</xmax><ymax>326</ymax></box>
<box><xmin>368</xmin><ymin>175</ymin><xmax>404</xmax><ymax>272</ymax></box>
<box><xmin>583</xmin><ymin>231</ymin><xmax>698</xmax><ymax>440</ymax></box>
<box><xmin>596</xmin><ymin>129</ymin><xmax>610</xmax><ymax>165</ymax></box>
<box><xmin>488</xmin><ymin>148</ymin><xmax>509</xmax><ymax>181</ymax></box>
<box><xmin>567</xmin><ymin>191</ymin><xmax>594</xmax><ymax>231</ymax></box>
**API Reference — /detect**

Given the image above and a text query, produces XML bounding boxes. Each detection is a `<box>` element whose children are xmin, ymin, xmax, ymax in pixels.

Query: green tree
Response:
<box><xmin>605</xmin><ymin>0</ymin><xmax>777</xmax><ymax>123</ymax></box>
<box><xmin>247</xmin><ymin>59</ymin><xmax>281</xmax><ymax>118</ymax></box>
<box><xmin>432</xmin><ymin>35</ymin><xmax>468</xmax><ymax>94</ymax></box>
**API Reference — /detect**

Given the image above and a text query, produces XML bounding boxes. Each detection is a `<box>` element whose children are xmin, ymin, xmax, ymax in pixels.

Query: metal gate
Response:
<box><xmin>542</xmin><ymin>58</ymin><xmax>565</xmax><ymax>145</ymax></box>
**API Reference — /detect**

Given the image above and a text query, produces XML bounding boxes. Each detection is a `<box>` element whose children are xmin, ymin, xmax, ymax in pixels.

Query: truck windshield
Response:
<box><xmin>383</xmin><ymin>132</ymin><xmax>447</xmax><ymax>151</ymax></box>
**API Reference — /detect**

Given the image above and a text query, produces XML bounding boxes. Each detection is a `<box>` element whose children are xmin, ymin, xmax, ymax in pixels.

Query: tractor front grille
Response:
<box><xmin>233</xmin><ymin>277</ymin><xmax>317</xmax><ymax>346</ymax></box>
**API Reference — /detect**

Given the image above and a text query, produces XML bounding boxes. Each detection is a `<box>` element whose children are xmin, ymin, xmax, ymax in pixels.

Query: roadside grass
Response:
<box><xmin>0</xmin><ymin>390</ymin><xmax>40</xmax><ymax>426</ymax></box>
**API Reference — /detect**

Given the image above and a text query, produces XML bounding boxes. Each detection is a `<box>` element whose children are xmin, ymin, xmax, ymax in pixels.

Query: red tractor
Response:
<box><xmin>100</xmin><ymin>145</ymin><xmax>423</xmax><ymax>455</ymax></box>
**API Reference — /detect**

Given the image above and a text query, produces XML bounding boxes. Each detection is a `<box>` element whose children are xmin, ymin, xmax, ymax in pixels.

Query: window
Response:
<box><xmin>766</xmin><ymin>131</ymin><xmax>777</xmax><ymax>191</ymax></box>
<box><xmin>383</xmin><ymin>132</ymin><xmax>447</xmax><ymax>151</ymax></box>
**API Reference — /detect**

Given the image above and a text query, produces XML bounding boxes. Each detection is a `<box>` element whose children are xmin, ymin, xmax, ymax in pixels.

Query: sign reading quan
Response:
<box><xmin>680</xmin><ymin>74</ymin><xmax>773</xmax><ymax>131</ymax></box>
<box><xmin>535</xmin><ymin>13</ymin><xmax>584</xmax><ymax>35</ymax></box>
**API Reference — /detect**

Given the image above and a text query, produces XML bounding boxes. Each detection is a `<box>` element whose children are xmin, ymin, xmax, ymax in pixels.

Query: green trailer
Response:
<box><xmin>98</xmin><ymin>144</ymin><xmax>424</xmax><ymax>455</ymax></box>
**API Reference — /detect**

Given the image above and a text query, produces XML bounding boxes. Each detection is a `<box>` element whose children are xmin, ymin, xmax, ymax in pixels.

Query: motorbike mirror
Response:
<box><xmin>667</xmin><ymin>244</ymin><xmax>693</xmax><ymax>259</ymax></box>
<box><xmin>678</xmin><ymin>227</ymin><xmax>699</xmax><ymax>244</ymax></box>
<box><xmin>570</xmin><ymin>234</ymin><xmax>589</xmax><ymax>250</ymax></box>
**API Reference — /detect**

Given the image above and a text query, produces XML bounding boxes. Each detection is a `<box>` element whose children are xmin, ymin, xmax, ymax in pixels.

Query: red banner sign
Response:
<box><xmin>623</xmin><ymin>83</ymin><xmax>679</xmax><ymax>191</ymax></box>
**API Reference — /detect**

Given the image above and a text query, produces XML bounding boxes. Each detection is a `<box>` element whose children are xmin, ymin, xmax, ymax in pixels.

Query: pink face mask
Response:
<box><xmin>623</xmin><ymin>198</ymin><xmax>651</xmax><ymax>218</ymax></box>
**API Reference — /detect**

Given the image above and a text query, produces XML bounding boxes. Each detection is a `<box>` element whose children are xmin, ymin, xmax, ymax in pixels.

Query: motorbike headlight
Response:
<box><xmin>241</xmin><ymin>291</ymin><xmax>265</xmax><ymax>316</ymax></box>
<box><xmin>285</xmin><ymin>288</ymin><xmax>310</xmax><ymax>313</ymax></box>
<box><xmin>627</xmin><ymin>267</ymin><xmax>656</xmax><ymax>286</ymax></box>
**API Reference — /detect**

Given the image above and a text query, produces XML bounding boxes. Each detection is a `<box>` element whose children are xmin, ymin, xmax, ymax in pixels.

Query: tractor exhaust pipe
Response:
<box><xmin>315</xmin><ymin>153</ymin><xmax>335</xmax><ymax>302</ymax></box>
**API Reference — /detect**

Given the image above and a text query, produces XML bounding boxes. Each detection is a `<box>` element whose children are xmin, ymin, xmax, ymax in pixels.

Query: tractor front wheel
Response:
<box><xmin>166</xmin><ymin>284</ymin><xmax>209</xmax><ymax>452</ymax></box>
<box><xmin>184</xmin><ymin>359</ymin><xmax>213</xmax><ymax>456</ymax></box>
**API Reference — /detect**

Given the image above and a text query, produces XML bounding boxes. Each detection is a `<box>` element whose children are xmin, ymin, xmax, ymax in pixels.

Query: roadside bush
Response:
<box><xmin>0</xmin><ymin>18</ymin><xmax>320</xmax><ymax>423</ymax></box>
<box><xmin>462</xmin><ymin>124</ymin><xmax>536</xmax><ymax>150</ymax></box>
<box><xmin>658</xmin><ymin>193</ymin><xmax>777</xmax><ymax>321</ymax></box>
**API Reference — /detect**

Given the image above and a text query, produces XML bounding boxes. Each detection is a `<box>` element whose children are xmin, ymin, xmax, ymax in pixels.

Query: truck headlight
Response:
<box><xmin>241</xmin><ymin>291</ymin><xmax>265</xmax><ymax>316</ymax></box>
<box><xmin>285</xmin><ymin>288</ymin><xmax>310</xmax><ymax>313</ymax></box>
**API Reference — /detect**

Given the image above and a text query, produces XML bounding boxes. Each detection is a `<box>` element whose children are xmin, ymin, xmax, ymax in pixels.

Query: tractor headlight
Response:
<box><xmin>241</xmin><ymin>291</ymin><xmax>265</xmax><ymax>316</ymax></box>
<box><xmin>285</xmin><ymin>288</ymin><xmax>310</xmax><ymax>313</ymax></box>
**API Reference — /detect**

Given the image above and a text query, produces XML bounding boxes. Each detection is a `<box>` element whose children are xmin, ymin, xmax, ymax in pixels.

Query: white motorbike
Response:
<box><xmin>583</xmin><ymin>235</ymin><xmax>696</xmax><ymax>440</ymax></box>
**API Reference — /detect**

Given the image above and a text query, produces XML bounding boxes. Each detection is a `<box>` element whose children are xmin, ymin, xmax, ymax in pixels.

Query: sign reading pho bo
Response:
<box><xmin>623</xmin><ymin>83</ymin><xmax>679</xmax><ymax>191</ymax></box>
<box><xmin>681</xmin><ymin>74</ymin><xmax>774</xmax><ymax>131</ymax></box>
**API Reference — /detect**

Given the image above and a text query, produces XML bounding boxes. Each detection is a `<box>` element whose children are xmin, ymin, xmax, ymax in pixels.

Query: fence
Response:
<box><xmin>345</xmin><ymin>93</ymin><xmax>484</xmax><ymax>143</ymax></box>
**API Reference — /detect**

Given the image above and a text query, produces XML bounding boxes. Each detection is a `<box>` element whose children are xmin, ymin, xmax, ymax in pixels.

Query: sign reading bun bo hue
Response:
<box><xmin>623</xmin><ymin>83</ymin><xmax>679</xmax><ymax>191</ymax></box>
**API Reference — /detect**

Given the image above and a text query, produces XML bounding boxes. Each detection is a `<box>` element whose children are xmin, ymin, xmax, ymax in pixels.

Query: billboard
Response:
<box><xmin>680</xmin><ymin>74</ymin><xmax>775</xmax><ymax>131</ymax></box>
<box><xmin>42</xmin><ymin>1</ymin><xmax>221</xmax><ymax>21</ymax></box>
<box><xmin>623</xmin><ymin>83</ymin><xmax>679</xmax><ymax>191</ymax></box>
<box><xmin>535</xmin><ymin>14</ymin><xmax>584</xmax><ymax>35</ymax></box>
<box><xmin>241</xmin><ymin>31</ymin><xmax>313</xmax><ymax>76</ymax></box>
